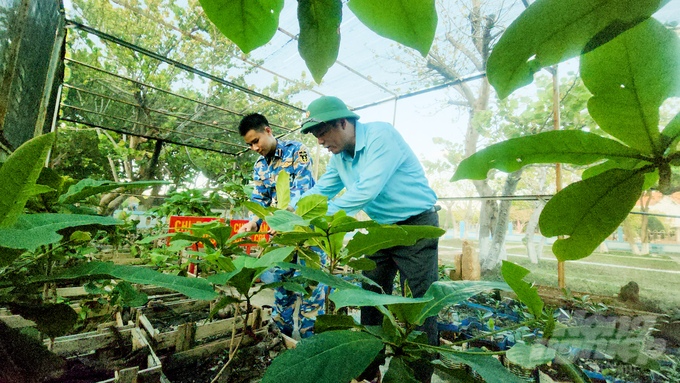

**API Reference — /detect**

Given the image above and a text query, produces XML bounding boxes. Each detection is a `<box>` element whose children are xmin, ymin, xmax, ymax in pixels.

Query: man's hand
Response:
<box><xmin>237</xmin><ymin>220</ymin><xmax>259</xmax><ymax>234</ymax></box>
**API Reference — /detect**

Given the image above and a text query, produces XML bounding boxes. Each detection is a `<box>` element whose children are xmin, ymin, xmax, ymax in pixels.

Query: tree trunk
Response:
<box><xmin>483</xmin><ymin>169</ymin><xmax>523</xmax><ymax>270</ymax></box>
<box><xmin>622</xmin><ymin>218</ymin><xmax>641</xmax><ymax>255</ymax></box>
<box><xmin>526</xmin><ymin>200</ymin><xmax>546</xmax><ymax>264</ymax></box>
<box><xmin>639</xmin><ymin>191</ymin><xmax>652</xmax><ymax>255</ymax></box>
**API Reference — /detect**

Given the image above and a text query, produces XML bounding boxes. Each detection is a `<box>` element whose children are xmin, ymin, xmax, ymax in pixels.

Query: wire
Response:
<box><xmin>65</xmin><ymin>19</ymin><xmax>305</xmax><ymax>113</ymax></box>
<box><xmin>64</xmin><ymin>58</ymin><xmax>294</xmax><ymax>133</ymax></box>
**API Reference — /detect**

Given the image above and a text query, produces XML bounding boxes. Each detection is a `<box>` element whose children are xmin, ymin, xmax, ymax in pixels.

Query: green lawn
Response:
<box><xmin>438</xmin><ymin>238</ymin><xmax>680</xmax><ymax>312</ymax></box>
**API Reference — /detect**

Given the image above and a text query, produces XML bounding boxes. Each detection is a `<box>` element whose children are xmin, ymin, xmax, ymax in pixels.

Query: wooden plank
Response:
<box><xmin>56</xmin><ymin>286</ymin><xmax>88</xmax><ymax>298</ymax></box>
<box><xmin>137</xmin><ymin>313</ymin><xmax>158</xmax><ymax>338</ymax></box>
<box><xmin>1</xmin><ymin>315</ymin><xmax>36</xmax><ymax>329</ymax></box>
<box><xmin>281</xmin><ymin>333</ymin><xmax>298</xmax><ymax>349</ymax></box>
<box><xmin>115</xmin><ymin>366</ymin><xmax>138</xmax><ymax>383</ymax></box>
<box><xmin>169</xmin><ymin>327</ymin><xmax>268</xmax><ymax>362</ymax></box>
<box><xmin>48</xmin><ymin>327</ymin><xmax>134</xmax><ymax>355</ymax></box>
<box><xmin>174</xmin><ymin>323</ymin><xmax>193</xmax><ymax>352</ymax></box>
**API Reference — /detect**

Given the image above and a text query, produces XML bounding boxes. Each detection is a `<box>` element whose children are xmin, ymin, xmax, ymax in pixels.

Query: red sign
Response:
<box><xmin>167</xmin><ymin>216</ymin><xmax>270</xmax><ymax>275</ymax></box>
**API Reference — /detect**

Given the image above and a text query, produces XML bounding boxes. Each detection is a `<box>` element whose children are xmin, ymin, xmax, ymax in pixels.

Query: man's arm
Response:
<box><xmin>326</xmin><ymin>131</ymin><xmax>404</xmax><ymax>216</ymax></box>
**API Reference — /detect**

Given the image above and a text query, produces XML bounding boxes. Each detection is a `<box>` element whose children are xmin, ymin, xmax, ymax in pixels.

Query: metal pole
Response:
<box><xmin>553</xmin><ymin>65</ymin><xmax>565</xmax><ymax>289</ymax></box>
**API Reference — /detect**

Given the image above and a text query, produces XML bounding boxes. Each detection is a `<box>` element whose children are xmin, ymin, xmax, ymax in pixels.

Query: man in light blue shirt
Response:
<box><xmin>297</xmin><ymin>96</ymin><xmax>440</xmax><ymax>383</ymax></box>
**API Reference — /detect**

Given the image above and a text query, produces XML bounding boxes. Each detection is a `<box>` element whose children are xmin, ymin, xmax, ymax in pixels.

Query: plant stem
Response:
<box><xmin>407</xmin><ymin>341</ymin><xmax>507</xmax><ymax>355</ymax></box>
<box><xmin>554</xmin><ymin>353</ymin><xmax>590</xmax><ymax>383</ymax></box>
<box><xmin>449</xmin><ymin>319</ymin><xmax>537</xmax><ymax>347</ymax></box>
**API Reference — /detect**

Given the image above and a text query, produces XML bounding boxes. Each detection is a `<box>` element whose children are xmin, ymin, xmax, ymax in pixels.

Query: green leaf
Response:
<box><xmin>347</xmin><ymin>0</ymin><xmax>436</xmax><ymax>57</ymax></box>
<box><xmin>0</xmin><ymin>247</ymin><xmax>24</xmax><ymax>268</ymax></box>
<box><xmin>10</xmin><ymin>303</ymin><xmax>77</xmax><ymax>338</ymax></box>
<box><xmin>501</xmin><ymin>261</ymin><xmax>543</xmax><ymax>319</ymax></box>
<box><xmin>415</xmin><ymin>281</ymin><xmax>512</xmax><ymax>326</ymax></box>
<box><xmin>276</xmin><ymin>170</ymin><xmax>290</xmax><ymax>209</ymax></box>
<box><xmin>261</xmin><ymin>330</ymin><xmax>384</xmax><ymax>383</ymax></box>
<box><xmin>295</xmin><ymin>194</ymin><xmax>328</xmax><ymax>219</ymax></box>
<box><xmin>0</xmin><ymin>213</ymin><xmax>120</xmax><ymax>251</ymax></box>
<box><xmin>254</xmin><ymin>246</ymin><xmax>296</xmax><ymax>268</ymax></box>
<box><xmin>298</xmin><ymin>0</ymin><xmax>342</xmax><ymax>83</ymax></box>
<box><xmin>70</xmin><ymin>230</ymin><xmax>92</xmax><ymax>242</ymax></box>
<box><xmin>43</xmin><ymin>262</ymin><xmax>218</xmax><ymax>300</ymax></box>
<box><xmin>506</xmin><ymin>343</ymin><xmax>556</xmax><ymax>369</ymax></box>
<box><xmin>278</xmin><ymin>262</ymin><xmax>360</xmax><ymax>290</ymax></box>
<box><xmin>262</xmin><ymin>281</ymin><xmax>308</xmax><ymax>295</ymax></box>
<box><xmin>345</xmin><ymin>225</ymin><xmax>444</xmax><ymax>259</ymax></box>
<box><xmin>438</xmin><ymin>350</ymin><xmax>526</xmax><ymax>383</ymax></box>
<box><xmin>329</xmin><ymin>216</ymin><xmax>380</xmax><ymax>234</ymax></box>
<box><xmin>382</xmin><ymin>356</ymin><xmax>419</xmax><ymax>383</ymax></box>
<box><xmin>582</xmin><ymin>160</ymin><xmax>658</xmax><ymax>190</ymax></box>
<box><xmin>114</xmin><ymin>281</ymin><xmax>148</xmax><ymax>308</ymax></box>
<box><xmin>346</xmin><ymin>257</ymin><xmax>376</xmax><ymax>271</ymax></box>
<box><xmin>661</xmin><ymin>111</ymin><xmax>680</xmax><ymax>150</ymax></box>
<box><xmin>26</xmin><ymin>184</ymin><xmax>56</xmax><ymax>196</ymax></box>
<box><xmin>243</xmin><ymin>201</ymin><xmax>273</xmax><ymax>220</ymax></box>
<box><xmin>0</xmin><ymin>133</ymin><xmax>54</xmax><ymax>227</ymax></box>
<box><xmin>198</xmin><ymin>0</ymin><xmax>284</xmax><ymax>54</ymax></box>
<box><xmin>329</xmin><ymin>288</ymin><xmax>431</xmax><ymax>310</ymax></box>
<box><xmin>540</xmin><ymin>169</ymin><xmax>645</xmax><ymax>261</ymax></box>
<box><xmin>313</xmin><ymin>314</ymin><xmax>357</xmax><ymax>333</ymax></box>
<box><xmin>59</xmin><ymin>179</ymin><xmax>168</xmax><ymax>205</ymax></box>
<box><xmin>581</xmin><ymin>18</ymin><xmax>680</xmax><ymax>155</ymax></box>
<box><xmin>266</xmin><ymin>210</ymin><xmax>310</xmax><ymax>232</ymax></box>
<box><xmin>452</xmin><ymin>131</ymin><xmax>644</xmax><ymax>181</ymax></box>
<box><xmin>487</xmin><ymin>0</ymin><xmax>668</xmax><ymax>98</ymax></box>
<box><xmin>271</xmin><ymin>231</ymin><xmax>324</xmax><ymax>246</ymax></box>
<box><xmin>136</xmin><ymin>232</ymin><xmax>176</xmax><ymax>244</ymax></box>
<box><xmin>0</xmin><ymin>321</ymin><xmax>66</xmax><ymax>380</ymax></box>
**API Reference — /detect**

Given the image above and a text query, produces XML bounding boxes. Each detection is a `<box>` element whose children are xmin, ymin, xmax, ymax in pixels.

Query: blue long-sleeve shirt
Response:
<box><xmin>296</xmin><ymin>121</ymin><xmax>437</xmax><ymax>224</ymax></box>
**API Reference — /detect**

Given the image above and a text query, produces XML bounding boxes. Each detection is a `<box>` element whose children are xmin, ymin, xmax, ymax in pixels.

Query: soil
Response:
<box><xmin>46</xmin><ymin>337</ymin><xmax>150</xmax><ymax>383</ymax></box>
<box><xmin>163</xmin><ymin>323</ymin><xmax>285</xmax><ymax>383</ymax></box>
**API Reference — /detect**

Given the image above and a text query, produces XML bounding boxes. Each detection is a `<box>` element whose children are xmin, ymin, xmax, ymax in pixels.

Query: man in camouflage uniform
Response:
<box><xmin>237</xmin><ymin>113</ymin><xmax>326</xmax><ymax>339</ymax></box>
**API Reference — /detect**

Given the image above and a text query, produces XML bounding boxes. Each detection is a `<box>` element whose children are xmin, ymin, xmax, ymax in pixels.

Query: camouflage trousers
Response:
<box><xmin>262</xmin><ymin>248</ymin><xmax>327</xmax><ymax>339</ymax></box>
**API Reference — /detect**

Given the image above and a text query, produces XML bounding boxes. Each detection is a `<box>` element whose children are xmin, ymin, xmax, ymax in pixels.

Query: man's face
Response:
<box><xmin>243</xmin><ymin>126</ymin><xmax>276</xmax><ymax>157</ymax></box>
<box><xmin>312</xmin><ymin>120</ymin><xmax>350</xmax><ymax>154</ymax></box>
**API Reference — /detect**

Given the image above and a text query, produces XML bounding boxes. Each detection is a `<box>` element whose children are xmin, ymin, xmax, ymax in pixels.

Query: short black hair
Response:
<box><xmin>238</xmin><ymin>113</ymin><xmax>269</xmax><ymax>136</ymax></box>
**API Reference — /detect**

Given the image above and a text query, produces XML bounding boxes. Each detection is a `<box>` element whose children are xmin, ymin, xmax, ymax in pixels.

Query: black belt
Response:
<box><xmin>397</xmin><ymin>205</ymin><xmax>439</xmax><ymax>225</ymax></box>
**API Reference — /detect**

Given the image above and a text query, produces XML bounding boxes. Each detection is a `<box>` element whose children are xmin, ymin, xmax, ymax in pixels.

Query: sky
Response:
<box><xmin>63</xmin><ymin>0</ymin><xmax>680</xmax><ymax>177</ymax></box>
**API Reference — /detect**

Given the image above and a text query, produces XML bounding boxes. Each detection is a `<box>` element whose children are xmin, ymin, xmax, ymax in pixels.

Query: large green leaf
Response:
<box><xmin>42</xmin><ymin>262</ymin><xmax>218</xmax><ymax>300</ymax></box>
<box><xmin>487</xmin><ymin>0</ymin><xmax>668</xmax><ymax>99</ymax></box>
<box><xmin>438</xmin><ymin>350</ymin><xmax>526</xmax><ymax>383</ymax></box>
<box><xmin>329</xmin><ymin>288</ymin><xmax>431</xmax><ymax>309</ymax></box>
<box><xmin>298</xmin><ymin>0</ymin><xmax>342</xmax><ymax>83</ymax></box>
<box><xmin>581</xmin><ymin>18</ymin><xmax>680</xmax><ymax>155</ymax></box>
<box><xmin>329</xmin><ymin>216</ymin><xmax>379</xmax><ymax>234</ymax></box>
<box><xmin>0</xmin><ymin>247</ymin><xmax>24</xmax><ymax>268</ymax></box>
<box><xmin>452</xmin><ymin>131</ymin><xmax>644</xmax><ymax>181</ymax></box>
<box><xmin>271</xmin><ymin>231</ymin><xmax>324</xmax><ymax>246</ymax></box>
<box><xmin>198</xmin><ymin>0</ymin><xmax>284</xmax><ymax>54</ymax></box>
<box><xmin>506</xmin><ymin>343</ymin><xmax>556</xmax><ymax>369</ymax></box>
<box><xmin>243</xmin><ymin>201</ymin><xmax>273</xmax><ymax>220</ymax></box>
<box><xmin>347</xmin><ymin>0</ymin><xmax>436</xmax><ymax>57</ymax></box>
<box><xmin>0</xmin><ymin>133</ymin><xmax>54</xmax><ymax>227</ymax></box>
<box><xmin>278</xmin><ymin>262</ymin><xmax>360</xmax><ymax>290</ymax></box>
<box><xmin>0</xmin><ymin>213</ymin><xmax>120</xmax><ymax>251</ymax></box>
<box><xmin>254</xmin><ymin>246</ymin><xmax>296</xmax><ymax>268</ymax></box>
<box><xmin>295</xmin><ymin>194</ymin><xmax>328</xmax><ymax>219</ymax></box>
<box><xmin>313</xmin><ymin>314</ymin><xmax>357</xmax><ymax>333</ymax></box>
<box><xmin>345</xmin><ymin>225</ymin><xmax>445</xmax><ymax>259</ymax></box>
<box><xmin>415</xmin><ymin>281</ymin><xmax>512</xmax><ymax>326</ymax></box>
<box><xmin>582</xmin><ymin>160</ymin><xmax>658</xmax><ymax>190</ymax></box>
<box><xmin>382</xmin><ymin>356</ymin><xmax>419</xmax><ymax>383</ymax></box>
<box><xmin>501</xmin><ymin>261</ymin><xmax>543</xmax><ymax>319</ymax></box>
<box><xmin>540</xmin><ymin>169</ymin><xmax>645</xmax><ymax>261</ymax></box>
<box><xmin>261</xmin><ymin>330</ymin><xmax>384</xmax><ymax>383</ymax></box>
<box><xmin>58</xmin><ymin>179</ymin><xmax>169</xmax><ymax>205</ymax></box>
<box><xmin>276</xmin><ymin>171</ymin><xmax>290</xmax><ymax>209</ymax></box>
<box><xmin>266</xmin><ymin>210</ymin><xmax>310</xmax><ymax>232</ymax></box>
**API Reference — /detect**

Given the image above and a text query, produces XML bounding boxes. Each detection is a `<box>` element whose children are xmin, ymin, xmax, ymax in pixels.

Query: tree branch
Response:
<box><xmin>445</xmin><ymin>33</ymin><xmax>483</xmax><ymax>71</ymax></box>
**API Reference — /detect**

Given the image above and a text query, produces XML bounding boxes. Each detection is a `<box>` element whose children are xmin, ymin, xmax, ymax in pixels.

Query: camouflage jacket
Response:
<box><xmin>251</xmin><ymin>140</ymin><xmax>315</xmax><ymax>213</ymax></box>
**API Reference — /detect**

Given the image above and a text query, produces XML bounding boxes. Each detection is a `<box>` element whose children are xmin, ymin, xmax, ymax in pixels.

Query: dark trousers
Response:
<box><xmin>360</xmin><ymin>208</ymin><xmax>440</xmax><ymax>382</ymax></box>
